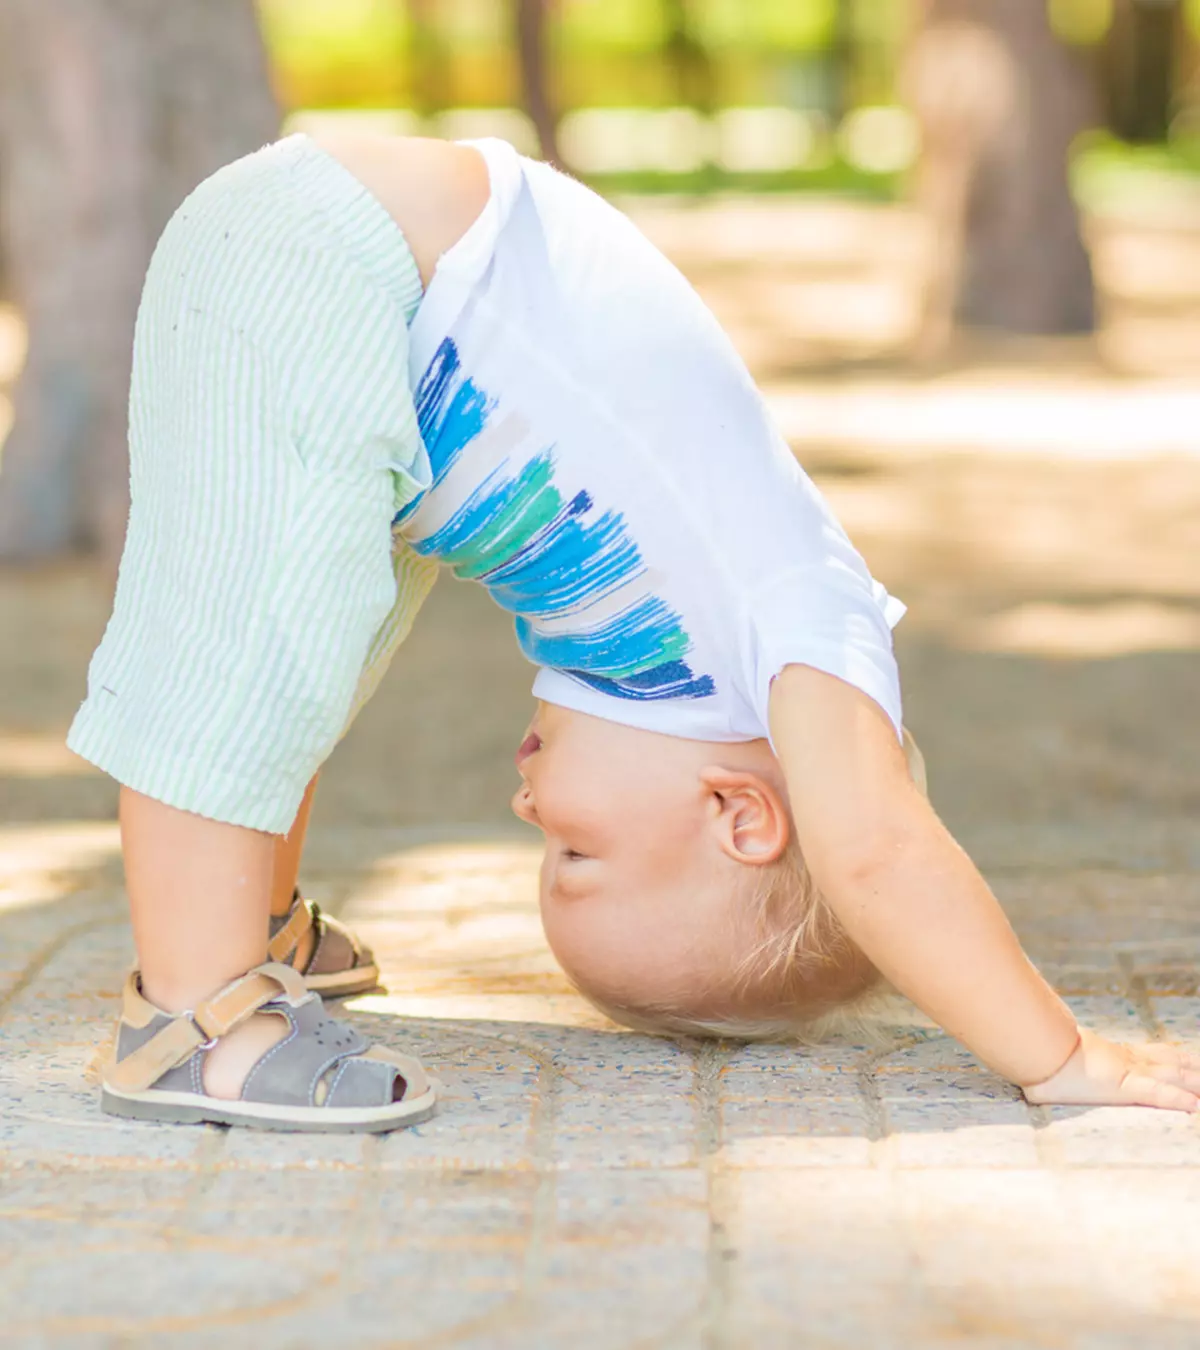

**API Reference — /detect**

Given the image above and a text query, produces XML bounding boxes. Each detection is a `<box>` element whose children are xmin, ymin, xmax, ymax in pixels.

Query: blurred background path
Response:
<box><xmin>2</xmin><ymin>2</ymin><xmax>1199</xmax><ymax>1345</ymax></box>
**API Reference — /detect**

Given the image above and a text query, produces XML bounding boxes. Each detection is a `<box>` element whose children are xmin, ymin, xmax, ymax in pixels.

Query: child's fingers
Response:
<box><xmin>1121</xmin><ymin>1073</ymin><xmax>1199</xmax><ymax>1113</ymax></box>
<box><xmin>1139</xmin><ymin>1061</ymin><xmax>1200</xmax><ymax>1094</ymax></box>
<box><xmin>1138</xmin><ymin>1043</ymin><xmax>1198</xmax><ymax>1069</ymax></box>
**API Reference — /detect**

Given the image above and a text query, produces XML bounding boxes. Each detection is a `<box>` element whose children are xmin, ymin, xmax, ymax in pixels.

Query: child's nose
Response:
<box><xmin>510</xmin><ymin>783</ymin><xmax>539</xmax><ymax>827</ymax></box>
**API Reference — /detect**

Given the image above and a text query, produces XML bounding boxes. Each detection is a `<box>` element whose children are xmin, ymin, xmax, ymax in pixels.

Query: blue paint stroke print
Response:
<box><xmin>561</xmin><ymin>664</ymin><xmax>718</xmax><ymax>702</ymax></box>
<box><xmin>514</xmin><ymin>596</ymin><xmax>689</xmax><ymax>678</ymax></box>
<box><xmin>396</xmin><ymin>337</ymin><xmax>718</xmax><ymax>703</ymax></box>
<box><xmin>394</xmin><ymin>339</ymin><xmax>492</xmax><ymax>527</ymax></box>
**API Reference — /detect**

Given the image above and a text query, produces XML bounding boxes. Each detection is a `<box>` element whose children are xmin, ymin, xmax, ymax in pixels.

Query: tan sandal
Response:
<box><xmin>268</xmin><ymin>889</ymin><xmax>380</xmax><ymax>998</ymax></box>
<box><xmin>101</xmin><ymin>962</ymin><xmax>435</xmax><ymax>1133</ymax></box>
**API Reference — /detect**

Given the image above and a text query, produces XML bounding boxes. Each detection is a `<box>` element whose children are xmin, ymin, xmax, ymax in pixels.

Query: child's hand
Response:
<box><xmin>1022</xmin><ymin>1027</ymin><xmax>1200</xmax><ymax>1112</ymax></box>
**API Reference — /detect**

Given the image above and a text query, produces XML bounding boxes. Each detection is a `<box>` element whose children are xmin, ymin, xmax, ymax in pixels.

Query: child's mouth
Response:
<box><xmin>515</xmin><ymin>731</ymin><xmax>542</xmax><ymax>768</ymax></box>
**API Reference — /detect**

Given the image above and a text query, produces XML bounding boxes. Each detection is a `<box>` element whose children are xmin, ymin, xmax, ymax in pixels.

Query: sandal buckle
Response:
<box><xmin>181</xmin><ymin>1010</ymin><xmax>218</xmax><ymax>1051</ymax></box>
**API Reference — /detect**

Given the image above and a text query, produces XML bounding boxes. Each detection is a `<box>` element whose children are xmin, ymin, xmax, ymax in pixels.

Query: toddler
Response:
<box><xmin>68</xmin><ymin>131</ymin><xmax>1197</xmax><ymax>1131</ymax></box>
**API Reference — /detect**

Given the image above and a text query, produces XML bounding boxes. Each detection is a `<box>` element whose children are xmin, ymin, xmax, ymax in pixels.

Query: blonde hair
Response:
<box><xmin>580</xmin><ymin>728</ymin><xmax>927</xmax><ymax>1044</ymax></box>
<box><xmin>581</xmin><ymin>842</ymin><xmax>885</xmax><ymax>1043</ymax></box>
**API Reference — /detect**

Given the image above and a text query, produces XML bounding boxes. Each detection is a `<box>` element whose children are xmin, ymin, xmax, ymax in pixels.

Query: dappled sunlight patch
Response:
<box><xmin>0</xmin><ymin>302</ymin><xmax>26</xmax><ymax>386</ymax></box>
<box><xmin>0</xmin><ymin>822</ymin><xmax>120</xmax><ymax>914</ymax></box>
<box><xmin>816</xmin><ymin>477</ymin><xmax>928</xmax><ymax>538</ymax></box>
<box><xmin>757</xmin><ymin>276</ymin><xmax>916</xmax><ymax>348</ymax></box>
<box><xmin>0</xmin><ymin>733</ymin><xmax>102</xmax><ymax>777</ymax></box>
<box><xmin>0</xmin><ymin>303</ymin><xmax>23</xmax><ymax>460</ymax></box>
<box><xmin>719</xmin><ymin>1134</ymin><xmax>872</xmax><ymax>1166</ymax></box>
<box><xmin>343</xmin><ymin>838</ymin><xmax>544</xmax><ymax>916</ymax></box>
<box><xmin>959</xmin><ymin>601</ymin><xmax>1200</xmax><ymax>658</ymax></box>
<box><xmin>800</xmin><ymin>449</ymin><xmax>1200</xmax><ymax>635</ymax></box>
<box><xmin>332</xmin><ymin>834</ymin><xmax>610</xmax><ymax>1029</ymax></box>
<box><xmin>1099</xmin><ymin>315</ymin><xmax>1200</xmax><ymax>377</ymax></box>
<box><xmin>767</xmin><ymin>378</ymin><xmax>1200</xmax><ymax>459</ymax></box>
<box><xmin>350</xmin><ymin>989</ymin><xmax>613</xmax><ymax>1030</ymax></box>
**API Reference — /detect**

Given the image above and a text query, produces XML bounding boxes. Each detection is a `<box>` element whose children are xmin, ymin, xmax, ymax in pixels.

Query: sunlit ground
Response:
<box><xmin>0</xmin><ymin>304</ymin><xmax>25</xmax><ymax>444</ymax></box>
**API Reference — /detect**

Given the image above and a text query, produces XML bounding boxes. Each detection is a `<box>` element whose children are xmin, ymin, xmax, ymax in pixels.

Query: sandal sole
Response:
<box><xmin>301</xmin><ymin>963</ymin><xmax>382</xmax><ymax>998</ymax></box>
<box><xmin>100</xmin><ymin>1083</ymin><xmax>437</xmax><ymax>1133</ymax></box>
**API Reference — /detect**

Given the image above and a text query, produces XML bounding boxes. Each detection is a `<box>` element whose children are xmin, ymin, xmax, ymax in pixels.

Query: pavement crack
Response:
<box><xmin>856</xmin><ymin>1030</ymin><xmax>930</xmax><ymax>1167</ymax></box>
<box><xmin>156</xmin><ymin>1127</ymin><xmax>228</xmax><ymax>1247</ymax></box>
<box><xmin>0</xmin><ymin>914</ymin><xmax>124</xmax><ymax>1027</ymax></box>
<box><xmin>694</xmin><ymin>1040</ymin><xmax>733</xmax><ymax>1350</ymax></box>
<box><xmin>521</xmin><ymin>1047</ymin><xmax>560</xmax><ymax>1297</ymax></box>
<box><xmin>1116</xmin><ymin>951</ymin><xmax>1165</xmax><ymax>1038</ymax></box>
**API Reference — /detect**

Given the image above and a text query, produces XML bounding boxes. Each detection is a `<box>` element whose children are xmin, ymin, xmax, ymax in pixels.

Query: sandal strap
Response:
<box><xmin>266</xmin><ymin>894</ymin><xmax>314</xmax><ymax>965</ymax></box>
<box><xmin>107</xmin><ymin>962</ymin><xmax>310</xmax><ymax>1094</ymax></box>
<box><xmin>240</xmin><ymin>998</ymin><xmax>371</xmax><ymax>1106</ymax></box>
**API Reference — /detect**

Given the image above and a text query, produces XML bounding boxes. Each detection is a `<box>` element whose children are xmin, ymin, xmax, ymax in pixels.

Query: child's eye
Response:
<box><xmin>563</xmin><ymin>848</ymin><xmax>587</xmax><ymax>862</ymax></box>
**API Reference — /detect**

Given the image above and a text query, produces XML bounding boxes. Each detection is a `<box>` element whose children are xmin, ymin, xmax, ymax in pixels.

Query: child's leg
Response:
<box><xmin>121</xmin><ymin>788</ymin><xmax>289</xmax><ymax>1099</ymax></box>
<box><xmin>265</xmin><ymin>774</ymin><xmax>382</xmax><ymax>994</ymax></box>
<box><xmin>124</xmin><ymin>773</ymin><xmax>322</xmax><ymax>997</ymax></box>
<box><xmin>270</xmin><ymin>775</ymin><xmax>318</xmax><ymax>920</ymax></box>
<box><xmin>66</xmin><ymin>136</ymin><xmax>442</xmax><ymax>1126</ymax></box>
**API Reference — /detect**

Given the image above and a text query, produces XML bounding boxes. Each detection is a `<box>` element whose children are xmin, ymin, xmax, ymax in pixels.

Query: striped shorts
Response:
<box><xmin>67</xmin><ymin>135</ymin><xmax>439</xmax><ymax>833</ymax></box>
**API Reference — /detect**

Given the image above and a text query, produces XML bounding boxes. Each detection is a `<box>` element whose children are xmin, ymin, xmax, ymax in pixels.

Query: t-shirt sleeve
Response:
<box><xmin>746</xmin><ymin>559</ymin><xmax>905</xmax><ymax>743</ymax></box>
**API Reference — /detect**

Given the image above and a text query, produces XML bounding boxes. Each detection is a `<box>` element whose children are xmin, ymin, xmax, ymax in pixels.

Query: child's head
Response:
<box><xmin>510</xmin><ymin>701</ymin><xmax>882</xmax><ymax>1040</ymax></box>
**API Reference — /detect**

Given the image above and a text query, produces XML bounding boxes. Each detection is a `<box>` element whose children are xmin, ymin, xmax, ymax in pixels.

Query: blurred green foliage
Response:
<box><xmin>257</xmin><ymin>0</ymin><xmax>901</xmax><ymax>112</ymax></box>
<box><xmin>257</xmin><ymin>0</ymin><xmax>1200</xmax><ymax>200</ymax></box>
<box><xmin>1074</xmin><ymin>130</ymin><xmax>1200</xmax><ymax>213</ymax></box>
<box><xmin>259</xmin><ymin>0</ymin><xmax>410</xmax><ymax>108</ymax></box>
<box><xmin>1048</xmin><ymin>0</ymin><xmax>1113</xmax><ymax>46</ymax></box>
<box><xmin>589</xmin><ymin>162</ymin><xmax>902</xmax><ymax>199</ymax></box>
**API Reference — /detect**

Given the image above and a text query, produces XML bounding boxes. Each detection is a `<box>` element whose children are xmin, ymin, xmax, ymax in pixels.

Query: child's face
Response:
<box><xmin>510</xmin><ymin>702</ymin><xmax>784</xmax><ymax>1020</ymax></box>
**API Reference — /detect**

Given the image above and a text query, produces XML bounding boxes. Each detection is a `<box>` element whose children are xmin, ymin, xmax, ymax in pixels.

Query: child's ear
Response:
<box><xmin>697</xmin><ymin>766</ymin><xmax>790</xmax><ymax>866</ymax></box>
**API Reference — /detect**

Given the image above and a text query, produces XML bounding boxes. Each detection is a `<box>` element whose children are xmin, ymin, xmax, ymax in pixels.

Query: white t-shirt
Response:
<box><xmin>397</xmin><ymin>138</ymin><xmax>904</xmax><ymax>744</ymax></box>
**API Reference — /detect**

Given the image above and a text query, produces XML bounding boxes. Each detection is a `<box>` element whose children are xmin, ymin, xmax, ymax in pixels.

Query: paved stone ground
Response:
<box><xmin>2</xmin><ymin>209</ymin><xmax>1200</xmax><ymax>1346</ymax></box>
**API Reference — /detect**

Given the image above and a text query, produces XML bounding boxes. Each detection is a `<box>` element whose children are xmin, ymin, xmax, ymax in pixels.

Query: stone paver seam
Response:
<box><xmin>439</xmin><ymin>1021</ymin><xmax>562</xmax><ymax>1166</ymax></box>
<box><xmin>0</xmin><ymin>1194</ymin><xmax>211</xmax><ymax>1308</ymax></box>
<box><xmin>369</xmin><ymin>1303</ymin><xmax>551</xmax><ymax>1350</ymax></box>
<box><xmin>1027</xmin><ymin>1102</ymin><xmax>1063</xmax><ymax>1170</ymax></box>
<box><xmin>973</xmin><ymin>864</ymin><xmax>1193</xmax><ymax>878</ymax></box>
<box><xmin>864</xmin><ymin>1027</ymin><xmax>1060</xmax><ymax>1172</ymax></box>
<box><xmin>369</xmin><ymin>1023</ymin><xmax>561</xmax><ymax>1350</ymax></box>
<box><xmin>338</xmin><ymin>1134</ymin><xmax>526</xmax><ymax>1350</ymax></box>
<box><xmin>338</xmin><ymin>1132</ymin><xmax>383</xmax><ymax>1258</ymax></box>
<box><xmin>1114</xmin><ymin>954</ymin><xmax>1200</xmax><ymax>1150</ymax></box>
<box><xmin>622</xmin><ymin>1315</ymin><xmax>716</xmax><ymax>1350</ymax></box>
<box><xmin>857</xmin><ymin>1030</ymin><xmax>930</xmax><ymax>1170</ymax></box>
<box><xmin>694</xmin><ymin>1039</ymin><xmax>734</xmax><ymax>1350</ymax></box>
<box><xmin>0</xmin><ymin>914</ymin><xmax>124</xmax><ymax>1022</ymax></box>
<box><xmin>154</xmin><ymin>1126</ymin><xmax>228</xmax><ymax>1249</ymax></box>
<box><xmin>518</xmin><ymin>1036</ymin><xmax>559</xmax><ymax>1307</ymax></box>
<box><xmin>0</xmin><ymin>1157</ymin><xmax>207</xmax><ymax>1180</ymax></box>
<box><xmin>11</xmin><ymin>1024</ymin><xmax>539</xmax><ymax>1348</ymax></box>
<box><xmin>10</xmin><ymin>1260</ymin><xmax>348</xmax><ymax>1344</ymax></box>
<box><xmin>864</xmin><ymin>1032</ymin><xmax>989</xmax><ymax>1335</ymax></box>
<box><xmin>1116</xmin><ymin>951</ymin><xmax>1169</xmax><ymax>1041</ymax></box>
<box><xmin>374</xmin><ymin>1026</ymin><xmax>707</xmax><ymax>1350</ymax></box>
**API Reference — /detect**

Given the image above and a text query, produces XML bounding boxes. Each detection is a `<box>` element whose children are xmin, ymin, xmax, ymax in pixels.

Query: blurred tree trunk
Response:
<box><xmin>663</xmin><ymin>0</ymin><xmax>716</xmax><ymax>114</ymax></box>
<box><xmin>1104</xmin><ymin>0</ymin><xmax>1181</xmax><ymax>142</ymax></box>
<box><xmin>408</xmin><ymin>0</ymin><xmax>449</xmax><ymax>120</ymax></box>
<box><xmin>0</xmin><ymin>0</ymin><xmax>279</xmax><ymax>565</ymax></box>
<box><xmin>827</xmin><ymin>0</ymin><xmax>856</xmax><ymax>123</ymax></box>
<box><xmin>904</xmin><ymin>0</ymin><xmax>1099</xmax><ymax>355</ymax></box>
<box><xmin>514</xmin><ymin>0</ymin><xmax>560</xmax><ymax>165</ymax></box>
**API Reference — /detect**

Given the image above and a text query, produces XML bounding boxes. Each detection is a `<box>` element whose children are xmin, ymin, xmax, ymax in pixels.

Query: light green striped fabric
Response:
<box><xmin>68</xmin><ymin>135</ymin><xmax>437</xmax><ymax>833</ymax></box>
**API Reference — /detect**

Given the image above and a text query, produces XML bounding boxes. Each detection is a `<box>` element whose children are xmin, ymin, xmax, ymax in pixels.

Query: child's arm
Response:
<box><xmin>768</xmin><ymin>664</ymin><xmax>1199</xmax><ymax>1110</ymax></box>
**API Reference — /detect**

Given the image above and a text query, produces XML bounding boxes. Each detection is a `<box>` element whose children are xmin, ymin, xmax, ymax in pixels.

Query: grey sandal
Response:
<box><xmin>101</xmin><ymin>962</ymin><xmax>436</xmax><ymax>1133</ymax></box>
<box><xmin>268</xmin><ymin>889</ymin><xmax>380</xmax><ymax>998</ymax></box>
